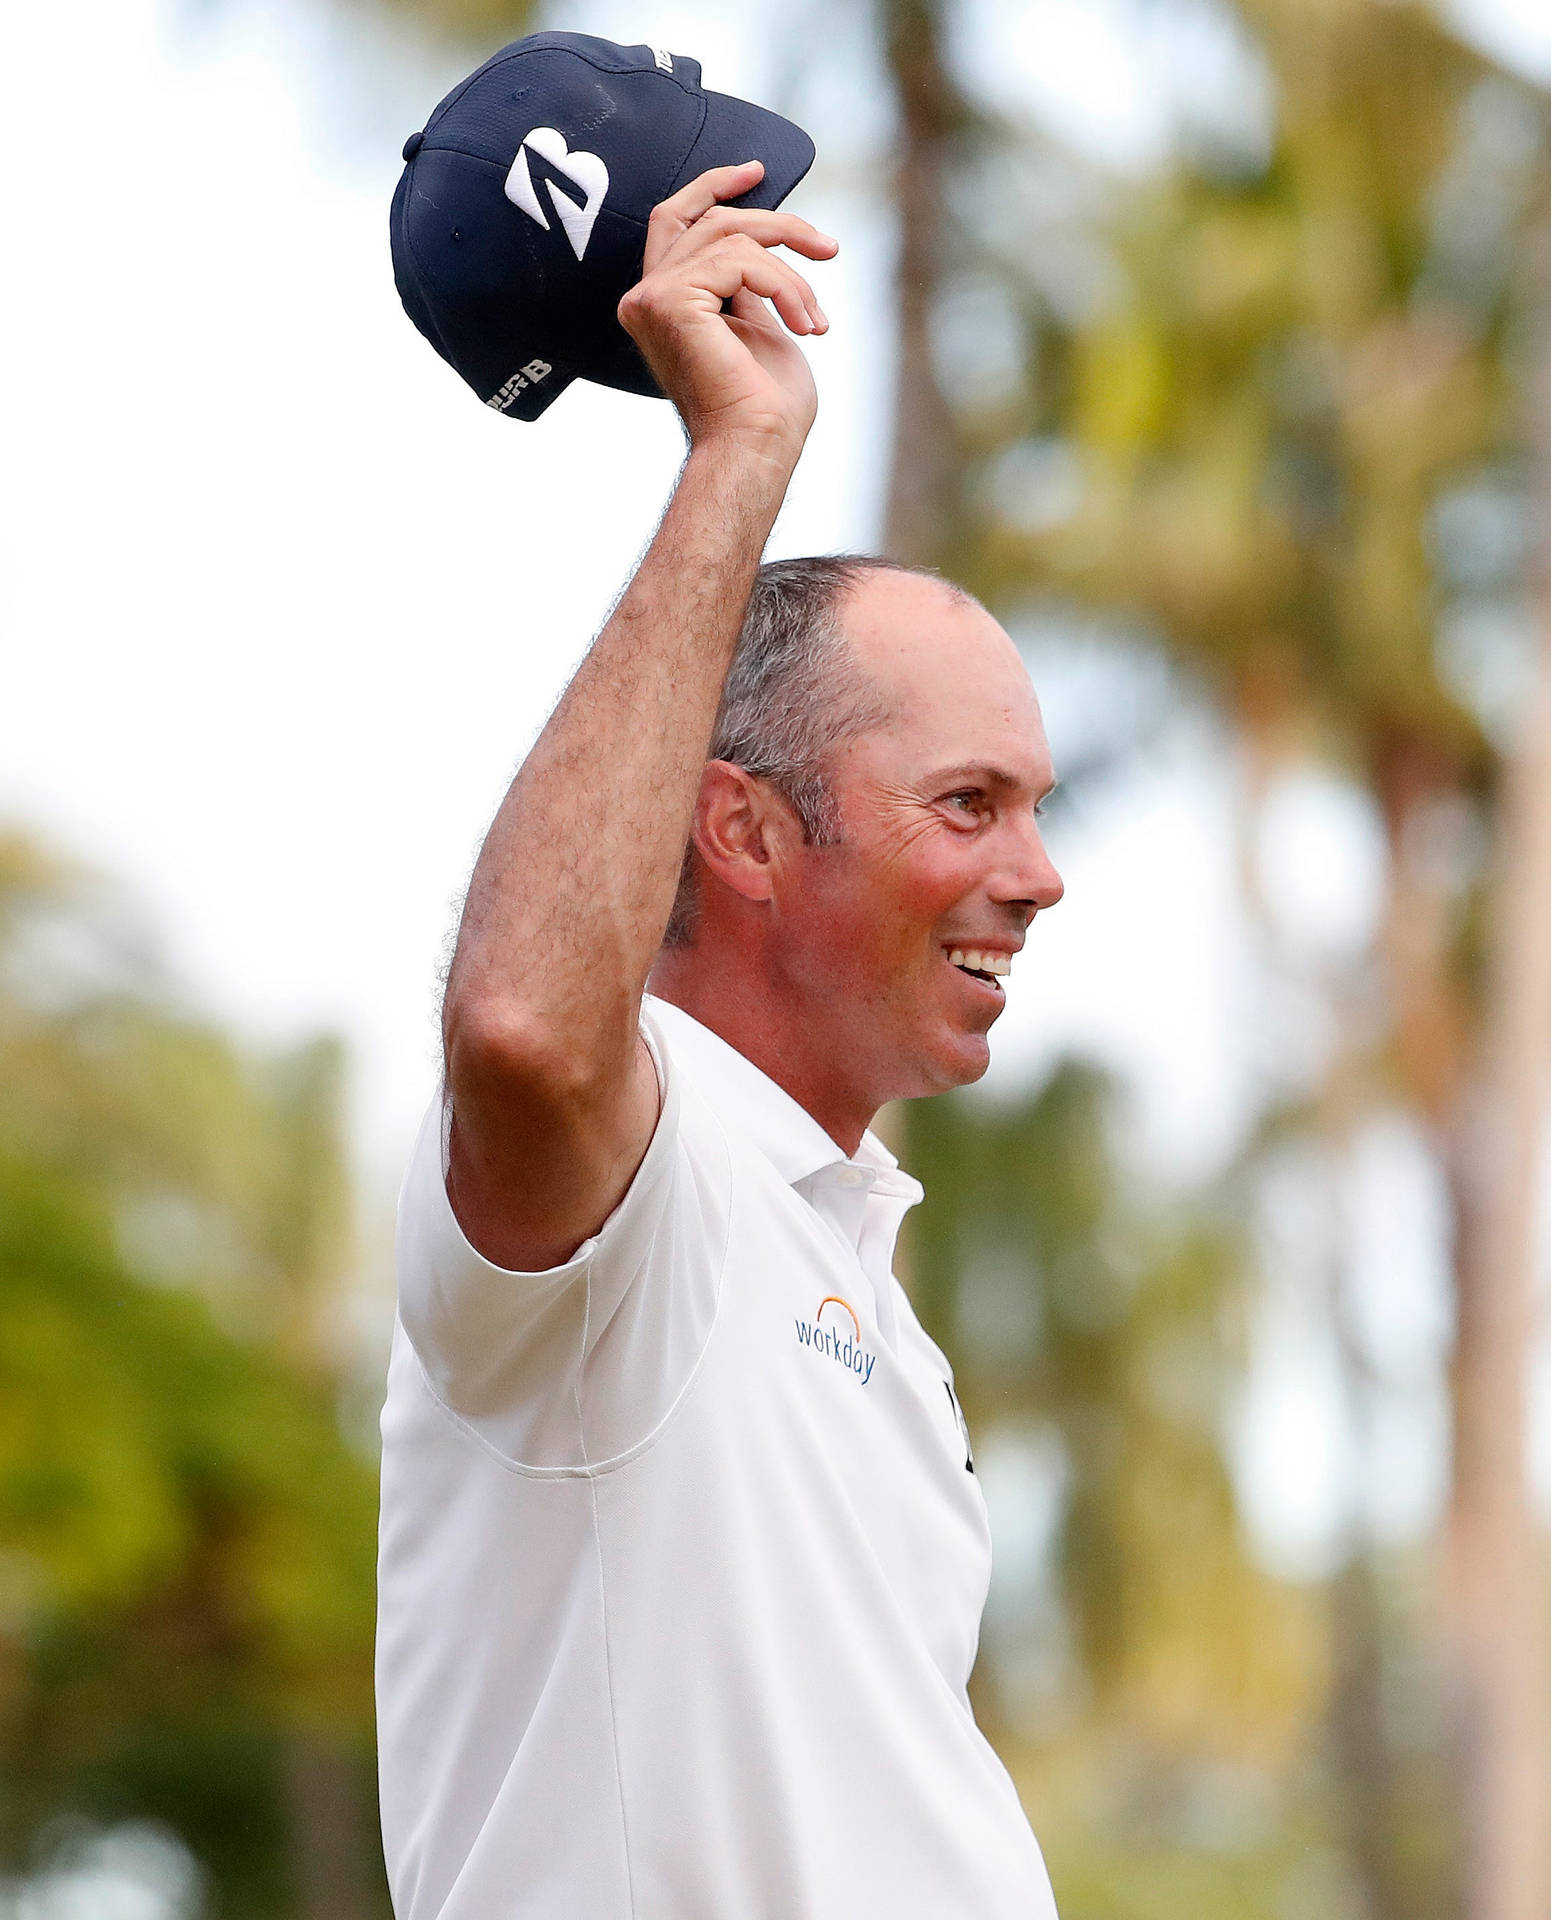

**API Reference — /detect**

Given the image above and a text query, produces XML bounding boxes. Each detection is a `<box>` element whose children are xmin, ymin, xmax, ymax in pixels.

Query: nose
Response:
<box><xmin>992</xmin><ymin>811</ymin><xmax>1064</xmax><ymax>922</ymax></box>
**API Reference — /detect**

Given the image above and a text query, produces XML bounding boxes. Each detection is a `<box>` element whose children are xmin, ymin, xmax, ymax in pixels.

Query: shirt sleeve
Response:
<box><xmin>393</xmin><ymin>1006</ymin><xmax>732</xmax><ymax>1472</ymax></box>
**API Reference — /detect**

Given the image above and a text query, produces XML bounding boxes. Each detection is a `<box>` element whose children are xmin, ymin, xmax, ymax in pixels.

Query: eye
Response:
<box><xmin>945</xmin><ymin>789</ymin><xmax>985</xmax><ymax>819</ymax></box>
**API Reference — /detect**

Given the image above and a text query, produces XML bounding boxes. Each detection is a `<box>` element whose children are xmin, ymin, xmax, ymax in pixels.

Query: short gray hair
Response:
<box><xmin>664</xmin><ymin>553</ymin><xmax>946</xmax><ymax>947</ymax></box>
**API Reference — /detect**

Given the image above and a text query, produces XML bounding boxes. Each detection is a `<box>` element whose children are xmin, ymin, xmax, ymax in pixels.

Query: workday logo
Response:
<box><xmin>794</xmin><ymin>1295</ymin><xmax>875</xmax><ymax>1387</ymax></box>
<box><xmin>504</xmin><ymin>127</ymin><xmax>609</xmax><ymax>262</ymax></box>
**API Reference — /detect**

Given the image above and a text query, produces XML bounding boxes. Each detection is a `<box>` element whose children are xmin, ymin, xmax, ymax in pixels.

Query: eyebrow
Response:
<box><xmin>931</xmin><ymin>763</ymin><xmax>1060</xmax><ymax>803</ymax></box>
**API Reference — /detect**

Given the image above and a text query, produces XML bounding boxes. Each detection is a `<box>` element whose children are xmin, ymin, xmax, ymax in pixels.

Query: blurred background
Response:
<box><xmin>5</xmin><ymin>0</ymin><xmax>1551</xmax><ymax>1913</ymax></box>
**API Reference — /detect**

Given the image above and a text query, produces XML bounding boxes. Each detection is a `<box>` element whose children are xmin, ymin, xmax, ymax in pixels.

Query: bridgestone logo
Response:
<box><xmin>488</xmin><ymin>359</ymin><xmax>554</xmax><ymax>411</ymax></box>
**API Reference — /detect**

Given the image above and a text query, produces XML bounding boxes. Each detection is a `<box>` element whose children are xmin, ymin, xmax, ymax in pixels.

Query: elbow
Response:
<box><xmin>443</xmin><ymin>993</ymin><xmax>610</xmax><ymax>1115</ymax></box>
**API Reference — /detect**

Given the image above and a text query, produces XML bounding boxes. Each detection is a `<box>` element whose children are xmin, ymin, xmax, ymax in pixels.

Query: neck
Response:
<box><xmin>649</xmin><ymin>943</ymin><xmax>875</xmax><ymax>1156</ymax></box>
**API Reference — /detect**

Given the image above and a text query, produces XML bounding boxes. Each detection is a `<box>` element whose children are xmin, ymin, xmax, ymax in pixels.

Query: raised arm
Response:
<box><xmin>441</xmin><ymin>162</ymin><xmax>837</xmax><ymax>1272</ymax></box>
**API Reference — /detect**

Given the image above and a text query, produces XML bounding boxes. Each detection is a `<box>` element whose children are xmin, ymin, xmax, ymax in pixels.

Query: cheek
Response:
<box><xmin>793</xmin><ymin>830</ymin><xmax>977</xmax><ymax>968</ymax></box>
<box><xmin>893</xmin><ymin>840</ymin><xmax>981</xmax><ymax>928</ymax></box>
<box><xmin>864</xmin><ymin>860</ymin><xmax>980</xmax><ymax>980</ymax></box>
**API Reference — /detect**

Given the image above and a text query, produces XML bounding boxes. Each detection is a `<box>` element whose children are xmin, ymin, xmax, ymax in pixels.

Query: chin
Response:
<box><xmin>918</xmin><ymin>1030</ymin><xmax>992</xmax><ymax>1095</ymax></box>
<box><xmin>951</xmin><ymin>1041</ymin><xmax>992</xmax><ymax>1087</ymax></box>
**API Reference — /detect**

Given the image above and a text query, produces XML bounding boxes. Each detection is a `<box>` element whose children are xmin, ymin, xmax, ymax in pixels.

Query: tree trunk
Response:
<box><xmin>1329</xmin><ymin>1555</ymin><xmax>1412</xmax><ymax>1920</ymax></box>
<box><xmin>879</xmin><ymin>0</ymin><xmax>960</xmax><ymax>569</ymax></box>
<box><xmin>283</xmin><ymin>1732</ymin><xmax>382</xmax><ymax>1920</ymax></box>
<box><xmin>1443</xmin><ymin>219</ymin><xmax>1551</xmax><ymax>1920</ymax></box>
<box><xmin>874</xmin><ymin>0</ymin><xmax>961</xmax><ymax>1171</ymax></box>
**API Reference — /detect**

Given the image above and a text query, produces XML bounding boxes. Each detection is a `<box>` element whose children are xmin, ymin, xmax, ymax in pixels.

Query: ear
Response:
<box><xmin>691</xmin><ymin>761</ymin><xmax>800</xmax><ymax>910</ymax></box>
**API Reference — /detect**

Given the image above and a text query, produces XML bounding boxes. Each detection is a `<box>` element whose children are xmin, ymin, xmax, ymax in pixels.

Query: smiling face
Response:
<box><xmin>765</xmin><ymin>568</ymin><xmax>1064</xmax><ymax>1109</ymax></box>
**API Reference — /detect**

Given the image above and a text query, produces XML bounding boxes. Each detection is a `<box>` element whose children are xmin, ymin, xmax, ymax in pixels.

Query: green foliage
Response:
<box><xmin>0</xmin><ymin>834</ymin><xmax>384</xmax><ymax>1914</ymax></box>
<box><xmin>963</xmin><ymin>2</ymin><xmax>1546</xmax><ymax>815</ymax></box>
<box><xmin>904</xmin><ymin>1069</ymin><xmax>1320</xmax><ymax>1771</ymax></box>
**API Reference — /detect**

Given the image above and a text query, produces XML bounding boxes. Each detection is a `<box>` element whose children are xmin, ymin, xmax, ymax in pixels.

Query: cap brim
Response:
<box><xmin>676</xmin><ymin>89</ymin><xmax>816</xmax><ymax>209</ymax></box>
<box><xmin>495</xmin><ymin>357</ymin><xmax>579</xmax><ymax>421</ymax></box>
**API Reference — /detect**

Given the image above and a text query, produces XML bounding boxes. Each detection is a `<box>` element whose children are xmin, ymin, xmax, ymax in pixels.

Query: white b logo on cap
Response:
<box><xmin>505</xmin><ymin>128</ymin><xmax>609</xmax><ymax>262</ymax></box>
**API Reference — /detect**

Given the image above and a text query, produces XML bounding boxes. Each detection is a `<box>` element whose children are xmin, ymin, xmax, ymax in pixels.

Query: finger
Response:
<box><xmin>725</xmin><ymin>286</ymin><xmax>772</xmax><ymax>329</ymax></box>
<box><xmin>656</xmin><ymin>212</ymin><xmax>835</xmax><ymax>329</ymax></box>
<box><xmin>695</xmin><ymin>237</ymin><xmax>822</xmax><ymax>331</ymax></box>
<box><xmin>703</xmin><ymin>240</ymin><xmax>827</xmax><ymax>336</ymax></box>
<box><xmin>690</xmin><ymin>240</ymin><xmax>812</xmax><ymax>333</ymax></box>
<box><xmin>667</xmin><ymin>205</ymin><xmax>839</xmax><ymax>266</ymax></box>
<box><xmin>643</xmin><ymin>160</ymin><xmax>765</xmax><ymax>273</ymax></box>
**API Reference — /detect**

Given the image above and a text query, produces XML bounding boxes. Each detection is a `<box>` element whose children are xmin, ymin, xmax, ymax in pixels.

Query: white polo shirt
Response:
<box><xmin>377</xmin><ymin>995</ymin><xmax>1059</xmax><ymax>1920</ymax></box>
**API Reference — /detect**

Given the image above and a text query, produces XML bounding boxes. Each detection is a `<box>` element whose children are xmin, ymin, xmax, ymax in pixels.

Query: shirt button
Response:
<box><xmin>834</xmin><ymin>1166</ymin><xmax>868</xmax><ymax>1188</ymax></box>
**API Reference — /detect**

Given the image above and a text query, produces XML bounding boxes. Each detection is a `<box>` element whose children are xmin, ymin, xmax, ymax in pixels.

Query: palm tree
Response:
<box><xmin>931</xmin><ymin>5</ymin><xmax>1551</xmax><ymax>1913</ymax></box>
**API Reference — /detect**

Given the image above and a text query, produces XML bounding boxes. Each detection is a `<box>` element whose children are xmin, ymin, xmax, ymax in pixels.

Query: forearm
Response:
<box><xmin>444</xmin><ymin>439</ymin><xmax>791</xmax><ymax>1079</ymax></box>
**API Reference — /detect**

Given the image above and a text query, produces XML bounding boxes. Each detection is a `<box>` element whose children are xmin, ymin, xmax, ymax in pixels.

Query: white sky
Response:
<box><xmin>5</xmin><ymin>0</ymin><xmax>1550</xmax><ymax>1573</ymax></box>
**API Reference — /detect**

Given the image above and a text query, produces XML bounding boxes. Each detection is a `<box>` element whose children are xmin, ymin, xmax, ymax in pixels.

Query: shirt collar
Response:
<box><xmin>644</xmin><ymin>994</ymin><xmax>922</xmax><ymax>1202</ymax></box>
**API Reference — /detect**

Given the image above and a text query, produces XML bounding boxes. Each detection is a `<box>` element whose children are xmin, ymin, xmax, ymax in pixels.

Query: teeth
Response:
<box><xmin>947</xmin><ymin>948</ymin><xmax>1013</xmax><ymax>977</ymax></box>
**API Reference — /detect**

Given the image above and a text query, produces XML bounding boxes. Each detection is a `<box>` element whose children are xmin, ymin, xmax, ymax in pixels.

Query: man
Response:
<box><xmin>377</xmin><ymin>158</ymin><xmax>1065</xmax><ymax>1919</ymax></box>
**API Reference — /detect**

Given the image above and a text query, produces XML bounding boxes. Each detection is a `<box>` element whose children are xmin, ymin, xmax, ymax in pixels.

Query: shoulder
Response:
<box><xmin>391</xmin><ymin>999</ymin><xmax>736</xmax><ymax>1470</ymax></box>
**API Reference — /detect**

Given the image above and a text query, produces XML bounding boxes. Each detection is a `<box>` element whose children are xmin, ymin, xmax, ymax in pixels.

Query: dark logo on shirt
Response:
<box><xmin>944</xmin><ymin>1381</ymin><xmax>975</xmax><ymax>1472</ymax></box>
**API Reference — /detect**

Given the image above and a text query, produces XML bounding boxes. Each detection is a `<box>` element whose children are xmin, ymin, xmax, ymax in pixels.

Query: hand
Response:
<box><xmin>617</xmin><ymin>161</ymin><xmax>839</xmax><ymax>464</ymax></box>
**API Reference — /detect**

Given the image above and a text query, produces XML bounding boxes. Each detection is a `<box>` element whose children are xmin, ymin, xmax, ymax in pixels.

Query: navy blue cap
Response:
<box><xmin>390</xmin><ymin>32</ymin><xmax>816</xmax><ymax>421</ymax></box>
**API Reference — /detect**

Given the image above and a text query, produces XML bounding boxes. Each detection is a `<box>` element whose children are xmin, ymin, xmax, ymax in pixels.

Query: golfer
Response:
<box><xmin>377</xmin><ymin>159</ymin><xmax>1064</xmax><ymax>1919</ymax></box>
